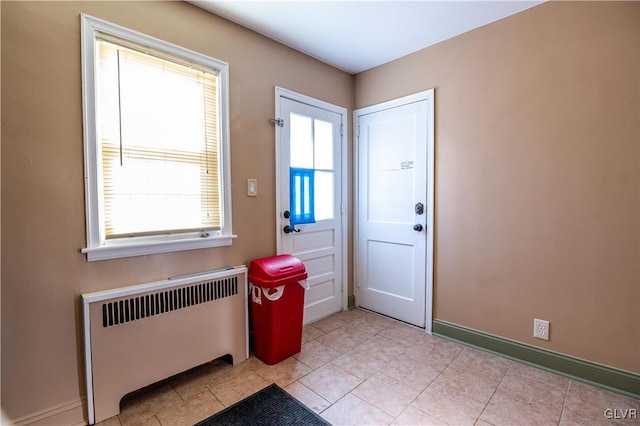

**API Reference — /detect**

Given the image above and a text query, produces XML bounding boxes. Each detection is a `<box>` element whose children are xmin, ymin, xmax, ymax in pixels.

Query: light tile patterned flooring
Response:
<box><xmin>98</xmin><ymin>309</ymin><xmax>640</xmax><ymax>426</ymax></box>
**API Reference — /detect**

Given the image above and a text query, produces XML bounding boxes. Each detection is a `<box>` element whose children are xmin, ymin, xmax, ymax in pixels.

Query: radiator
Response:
<box><xmin>82</xmin><ymin>267</ymin><xmax>248</xmax><ymax>425</ymax></box>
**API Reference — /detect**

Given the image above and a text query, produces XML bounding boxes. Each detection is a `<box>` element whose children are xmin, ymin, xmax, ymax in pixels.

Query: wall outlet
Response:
<box><xmin>534</xmin><ymin>318</ymin><xmax>550</xmax><ymax>340</ymax></box>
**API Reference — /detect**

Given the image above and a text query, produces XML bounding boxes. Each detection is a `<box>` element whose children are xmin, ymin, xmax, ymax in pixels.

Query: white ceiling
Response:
<box><xmin>190</xmin><ymin>1</ymin><xmax>543</xmax><ymax>74</ymax></box>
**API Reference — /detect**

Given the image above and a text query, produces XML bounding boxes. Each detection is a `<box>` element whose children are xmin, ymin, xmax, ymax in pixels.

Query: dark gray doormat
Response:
<box><xmin>194</xmin><ymin>383</ymin><xmax>332</xmax><ymax>426</ymax></box>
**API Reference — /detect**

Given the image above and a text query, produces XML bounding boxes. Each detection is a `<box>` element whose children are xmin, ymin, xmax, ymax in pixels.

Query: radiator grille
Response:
<box><xmin>101</xmin><ymin>276</ymin><xmax>238</xmax><ymax>328</ymax></box>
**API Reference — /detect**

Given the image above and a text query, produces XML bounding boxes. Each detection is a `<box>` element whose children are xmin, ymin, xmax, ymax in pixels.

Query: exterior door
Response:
<box><xmin>355</xmin><ymin>90</ymin><xmax>434</xmax><ymax>330</ymax></box>
<box><xmin>276</xmin><ymin>88</ymin><xmax>346</xmax><ymax>324</ymax></box>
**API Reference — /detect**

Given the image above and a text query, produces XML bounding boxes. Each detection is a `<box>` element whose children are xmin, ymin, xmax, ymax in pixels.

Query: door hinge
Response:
<box><xmin>340</xmin><ymin>204</ymin><xmax>345</xmax><ymax>215</ymax></box>
<box><xmin>357</xmin><ymin>125</ymin><xmax>360</xmax><ymax>137</ymax></box>
<box><xmin>340</xmin><ymin>124</ymin><xmax>344</xmax><ymax>137</ymax></box>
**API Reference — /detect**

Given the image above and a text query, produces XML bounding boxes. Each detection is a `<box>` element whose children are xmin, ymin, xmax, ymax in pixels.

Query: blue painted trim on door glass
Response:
<box><xmin>290</xmin><ymin>167</ymin><xmax>315</xmax><ymax>225</ymax></box>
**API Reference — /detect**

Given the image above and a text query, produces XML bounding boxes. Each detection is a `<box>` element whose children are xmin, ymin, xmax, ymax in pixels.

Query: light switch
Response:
<box><xmin>247</xmin><ymin>179</ymin><xmax>258</xmax><ymax>197</ymax></box>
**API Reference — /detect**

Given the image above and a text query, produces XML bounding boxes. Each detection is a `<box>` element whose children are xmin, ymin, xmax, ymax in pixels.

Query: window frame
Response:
<box><xmin>80</xmin><ymin>14</ymin><xmax>234</xmax><ymax>261</ymax></box>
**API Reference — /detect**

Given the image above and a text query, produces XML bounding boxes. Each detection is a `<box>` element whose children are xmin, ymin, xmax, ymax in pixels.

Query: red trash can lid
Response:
<box><xmin>248</xmin><ymin>254</ymin><xmax>307</xmax><ymax>288</ymax></box>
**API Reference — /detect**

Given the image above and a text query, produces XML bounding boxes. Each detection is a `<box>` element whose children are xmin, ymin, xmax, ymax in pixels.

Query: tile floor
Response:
<box><xmin>98</xmin><ymin>309</ymin><xmax>640</xmax><ymax>426</ymax></box>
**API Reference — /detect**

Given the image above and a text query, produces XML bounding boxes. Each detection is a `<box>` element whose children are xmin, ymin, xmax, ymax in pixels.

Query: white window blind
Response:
<box><xmin>96</xmin><ymin>37</ymin><xmax>221</xmax><ymax>238</ymax></box>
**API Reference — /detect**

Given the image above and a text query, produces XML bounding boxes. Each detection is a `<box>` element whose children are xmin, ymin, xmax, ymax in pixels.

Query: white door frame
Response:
<box><xmin>275</xmin><ymin>86</ymin><xmax>349</xmax><ymax>312</ymax></box>
<box><xmin>353</xmin><ymin>89</ymin><xmax>435</xmax><ymax>333</ymax></box>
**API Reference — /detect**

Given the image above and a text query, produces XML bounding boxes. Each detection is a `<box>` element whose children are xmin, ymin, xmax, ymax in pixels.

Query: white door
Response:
<box><xmin>355</xmin><ymin>90</ymin><xmax>434</xmax><ymax>330</ymax></box>
<box><xmin>276</xmin><ymin>88</ymin><xmax>347</xmax><ymax>324</ymax></box>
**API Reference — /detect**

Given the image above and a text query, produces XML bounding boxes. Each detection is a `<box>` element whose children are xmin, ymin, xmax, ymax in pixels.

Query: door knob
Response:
<box><xmin>413</xmin><ymin>224</ymin><xmax>423</xmax><ymax>232</ymax></box>
<box><xmin>283</xmin><ymin>225</ymin><xmax>301</xmax><ymax>234</ymax></box>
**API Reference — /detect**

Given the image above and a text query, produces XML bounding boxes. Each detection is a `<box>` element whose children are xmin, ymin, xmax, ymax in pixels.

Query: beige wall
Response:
<box><xmin>356</xmin><ymin>1</ymin><xmax>639</xmax><ymax>374</ymax></box>
<box><xmin>1</xmin><ymin>1</ymin><xmax>353</xmax><ymax>421</ymax></box>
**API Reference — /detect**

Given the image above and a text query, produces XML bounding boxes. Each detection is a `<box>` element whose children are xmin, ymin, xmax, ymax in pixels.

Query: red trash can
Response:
<box><xmin>248</xmin><ymin>254</ymin><xmax>308</xmax><ymax>365</ymax></box>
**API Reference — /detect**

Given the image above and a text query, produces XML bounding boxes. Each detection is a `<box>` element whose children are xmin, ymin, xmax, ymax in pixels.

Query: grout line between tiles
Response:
<box><xmin>476</xmin><ymin>359</ymin><xmax>512</xmax><ymax>426</ymax></box>
<box><xmin>557</xmin><ymin>379</ymin><xmax>572</xmax><ymax>426</ymax></box>
<box><xmin>389</xmin><ymin>342</ymin><xmax>462</xmax><ymax>425</ymax></box>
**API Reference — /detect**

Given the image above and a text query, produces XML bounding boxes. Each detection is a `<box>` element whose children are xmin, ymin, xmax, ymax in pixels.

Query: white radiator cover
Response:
<box><xmin>82</xmin><ymin>267</ymin><xmax>248</xmax><ymax>425</ymax></box>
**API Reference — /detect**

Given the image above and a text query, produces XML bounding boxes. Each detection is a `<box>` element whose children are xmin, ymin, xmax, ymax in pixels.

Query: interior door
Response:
<box><xmin>355</xmin><ymin>90</ymin><xmax>434</xmax><ymax>329</ymax></box>
<box><xmin>276</xmin><ymin>89</ymin><xmax>345</xmax><ymax>324</ymax></box>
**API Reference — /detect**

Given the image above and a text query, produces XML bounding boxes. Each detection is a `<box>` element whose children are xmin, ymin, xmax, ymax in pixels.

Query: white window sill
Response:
<box><xmin>82</xmin><ymin>234</ymin><xmax>237</xmax><ymax>261</ymax></box>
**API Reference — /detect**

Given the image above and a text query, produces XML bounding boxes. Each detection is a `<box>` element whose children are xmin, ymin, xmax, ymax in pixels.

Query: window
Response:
<box><xmin>81</xmin><ymin>15</ymin><xmax>234</xmax><ymax>261</ymax></box>
<box><xmin>289</xmin><ymin>113</ymin><xmax>335</xmax><ymax>222</ymax></box>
